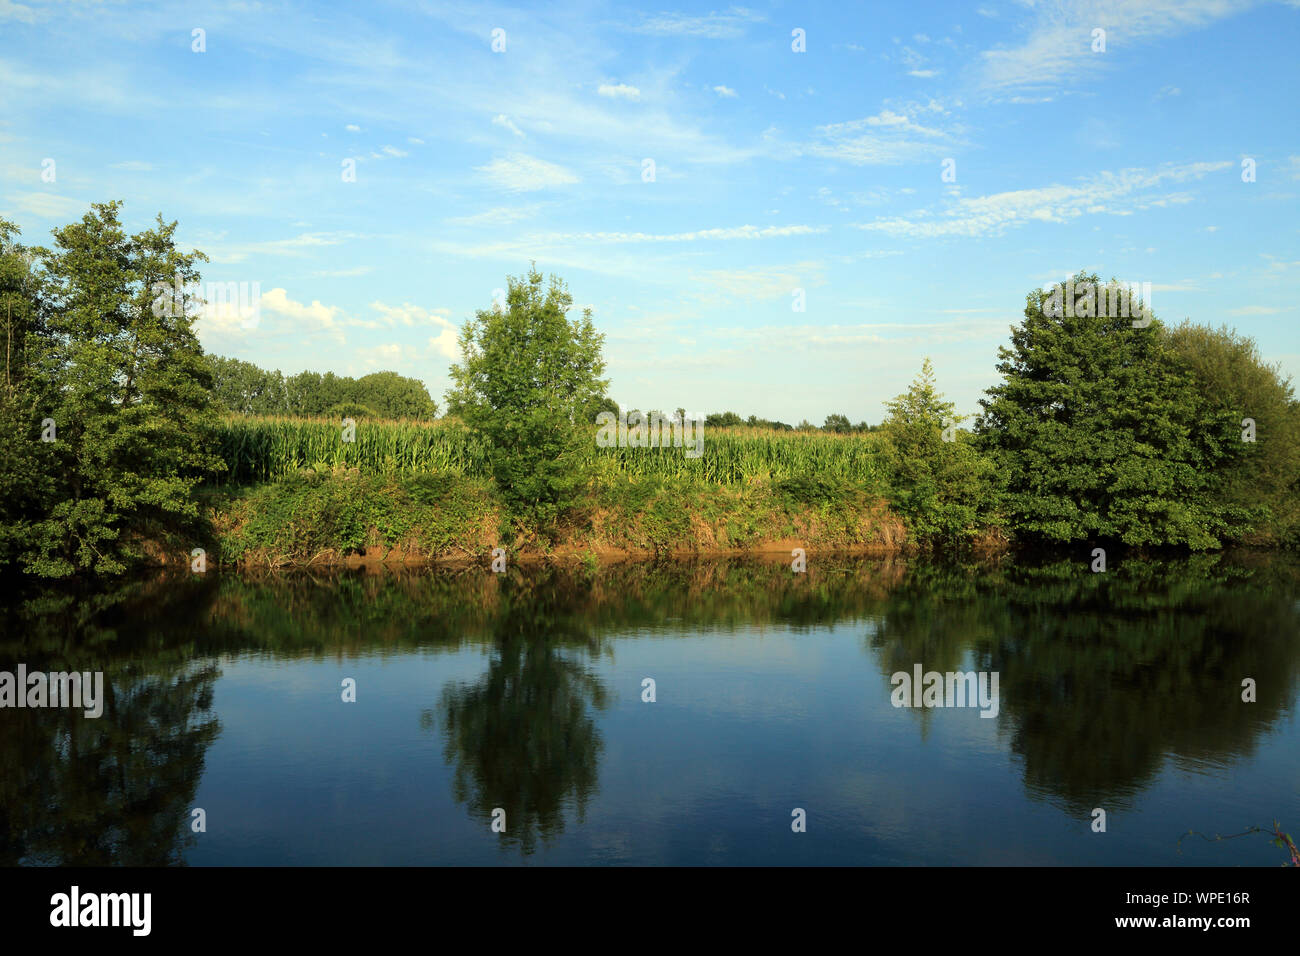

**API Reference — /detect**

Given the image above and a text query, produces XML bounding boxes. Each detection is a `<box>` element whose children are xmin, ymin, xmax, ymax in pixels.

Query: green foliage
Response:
<box><xmin>0</xmin><ymin>218</ymin><xmax>58</xmax><ymax>569</ymax></box>
<box><xmin>977</xmin><ymin>272</ymin><xmax>1248</xmax><ymax>549</ymax></box>
<box><xmin>212</xmin><ymin>468</ymin><xmax>495</xmax><ymax>563</ymax></box>
<box><xmin>327</xmin><ymin>401</ymin><xmax>378</xmax><ymax>420</ymax></box>
<box><xmin>208</xmin><ymin>357</ymin><xmax>437</xmax><ymax>420</ymax></box>
<box><xmin>880</xmin><ymin>358</ymin><xmax>997</xmax><ymax>545</ymax></box>
<box><xmin>7</xmin><ymin>202</ymin><xmax>225</xmax><ymax>577</ymax></box>
<box><xmin>823</xmin><ymin>413</ymin><xmax>852</xmax><ymax>433</ymax></box>
<box><xmin>446</xmin><ymin>266</ymin><xmax>608</xmax><ymax>531</ymax></box>
<box><xmin>1163</xmin><ymin>322</ymin><xmax>1300</xmax><ymax>545</ymax></box>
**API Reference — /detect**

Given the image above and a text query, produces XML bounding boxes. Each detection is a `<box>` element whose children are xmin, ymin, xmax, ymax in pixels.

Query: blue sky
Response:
<box><xmin>2</xmin><ymin>0</ymin><xmax>1298</xmax><ymax>423</ymax></box>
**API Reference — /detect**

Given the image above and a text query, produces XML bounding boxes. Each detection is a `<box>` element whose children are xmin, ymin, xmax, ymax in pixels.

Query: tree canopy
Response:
<box><xmin>446</xmin><ymin>265</ymin><xmax>607</xmax><ymax>531</ymax></box>
<box><xmin>976</xmin><ymin>271</ymin><xmax>1258</xmax><ymax>548</ymax></box>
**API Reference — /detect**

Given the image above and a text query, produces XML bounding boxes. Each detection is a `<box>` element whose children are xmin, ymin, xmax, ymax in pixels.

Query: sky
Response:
<box><xmin>2</xmin><ymin>0</ymin><xmax>1298</xmax><ymax>424</ymax></box>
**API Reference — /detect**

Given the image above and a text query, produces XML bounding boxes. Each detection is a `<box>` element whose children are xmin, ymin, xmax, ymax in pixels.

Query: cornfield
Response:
<box><xmin>214</xmin><ymin>416</ymin><xmax>887</xmax><ymax>486</ymax></box>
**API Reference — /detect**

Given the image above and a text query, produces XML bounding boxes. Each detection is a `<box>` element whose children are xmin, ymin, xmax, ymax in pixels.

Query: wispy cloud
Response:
<box><xmin>628</xmin><ymin>8</ymin><xmax>766</xmax><ymax>39</ymax></box>
<box><xmin>692</xmin><ymin>262</ymin><xmax>825</xmax><ymax>300</ymax></box>
<box><xmin>598</xmin><ymin>83</ymin><xmax>640</xmax><ymax>100</ymax></box>
<box><xmin>446</xmin><ymin>205</ymin><xmax>539</xmax><ymax>227</ymax></box>
<box><xmin>538</xmin><ymin>224</ymin><xmax>825</xmax><ymax>243</ymax></box>
<box><xmin>806</xmin><ymin>101</ymin><xmax>960</xmax><ymax>165</ymax></box>
<box><xmin>476</xmin><ymin>153</ymin><xmax>579</xmax><ymax>191</ymax></box>
<box><xmin>853</xmin><ymin>160</ymin><xmax>1233</xmax><ymax>238</ymax></box>
<box><xmin>978</xmin><ymin>0</ymin><xmax>1253</xmax><ymax>94</ymax></box>
<box><xmin>492</xmin><ymin>114</ymin><xmax>525</xmax><ymax>137</ymax></box>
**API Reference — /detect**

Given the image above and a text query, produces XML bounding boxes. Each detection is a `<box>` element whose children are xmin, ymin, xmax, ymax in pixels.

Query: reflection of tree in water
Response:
<box><xmin>868</xmin><ymin>552</ymin><xmax>1300</xmax><ymax>815</ymax></box>
<box><xmin>0</xmin><ymin>577</ymin><xmax>222</xmax><ymax>865</ymax></box>
<box><xmin>431</xmin><ymin>572</ymin><xmax>609</xmax><ymax>856</ymax></box>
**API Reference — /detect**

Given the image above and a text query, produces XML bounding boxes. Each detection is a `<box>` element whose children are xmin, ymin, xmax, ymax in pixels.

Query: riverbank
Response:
<box><xmin>187</xmin><ymin>466</ymin><xmax>939</xmax><ymax>568</ymax></box>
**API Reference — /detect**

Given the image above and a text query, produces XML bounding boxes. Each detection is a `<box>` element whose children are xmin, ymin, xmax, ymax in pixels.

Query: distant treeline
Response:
<box><xmin>207</xmin><ymin>355</ymin><xmax>438</xmax><ymax>420</ymax></box>
<box><xmin>211</xmin><ymin>358</ymin><xmax>881</xmax><ymax>433</ymax></box>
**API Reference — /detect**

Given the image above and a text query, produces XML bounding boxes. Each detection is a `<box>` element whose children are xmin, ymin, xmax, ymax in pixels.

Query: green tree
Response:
<box><xmin>705</xmin><ymin>411</ymin><xmax>744</xmax><ymax>428</ymax></box>
<box><xmin>823</xmin><ymin>413</ymin><xmax>852</xmax><ymax>433</ymax></box>
<box><xmin>352</xmin><ymin>371</ymin><xmax>437</xmax><ymax>420</ymax></box>
<box><xmin>1163</xmin><ymin>322</ymin><xmax>1300</xmax><ymax>544</ymax></box>
<box><xmin>21</xmin><ymin>201</ymin><xmax>224</xmax><ymax>576</ymax></box>
<box><xmin>446</xmin><ymin>266</ymin><xmax>607</xmax><ymax>532</ymax></box>
<box><xmin>976</xmin><ymin>272</ymin><xmax>1243</xmax><ymax>548</ymax></box>
<box><xmin>881</xmin><ymin>358</ymin><xmax>996</xmax><ymax>545</ymax></box>
<box><xmin>207</xmin><ymin>355</ymin><xmax>286</xmax><ymax>415</ymax></box>
<box><xmin>0</xmin><ymin>218</ymin><xmax>58</xmax><ymax>570</ymax></box>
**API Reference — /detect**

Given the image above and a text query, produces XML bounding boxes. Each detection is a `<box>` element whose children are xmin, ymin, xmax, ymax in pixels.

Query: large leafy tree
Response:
<box><xmin>20</xmin><ymin>201</ymin><xmax>225</xmax><ymax>576</ymax></box>
<box><xmin>976</xmin><ymin>271</ymin><xmax>1244</xmax><ymax>548</ymax></box>
<box><xmin>1163</xmin><ymin>322</ymin><xmax>1300</xmax><ymax>545</ymax></box>
<box><xmin>446</xmin><ymin>266</ymin><xmax>607</xmax><ymax>531</ymax></box>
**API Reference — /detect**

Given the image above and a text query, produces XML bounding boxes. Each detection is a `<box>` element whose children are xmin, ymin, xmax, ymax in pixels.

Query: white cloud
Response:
<box><xmin>597</xmin><ymin>83</ymin><xmax>640</xmax><ymax>100</ymax></box>
<box><xmin>110</xmin><ymin>160</ymin><xmax>154</xmax><ymax>171</ymax></box>
<box><xmin>345</xmin><ymin>124</ymin><xmax>360</xmax><ymax>132</ymax></box>
<box><xmin>853</xmin><ymin>160</ymin><xmax>1233</xmax><ymax>238</ymax></box>
<box><xmin>259</xmin><ymin>287</ymin><xmax>341</xmax><ymax>328</ymax></box>
<box><xmin>692</xmin><ymin>262</ymin><xmax>825</xmax><ymax>300</ymax></box>
<box><xmin>381</xmin><ymin>145</ymin><xmax>408</xmax><ymax>157</ymax></box>
<box><xmin>446</xmin><ymin>205</ymin><xmax>538</xmax><ymax>226</ymax></box>
<box><xmin>476</xmin><ymin>153</ymin><xmax>579</xmax><ymax>191</ymax></box>
<box><xmin>312</xmin><ymin>266</ymin><xmax>372</xmax><ymax>277</ymax></box>
<box><xmin>713</xmin><ymin>85</ymin><xmax>738</xmax><ymax>98</ymax></box>
<box><xmin>1228</xmin><ymin>305</ymin><xmax>1287</xmax><ymax>316</ymax></box>
<box><xmin>0</xmin><ymin>0</ymin><xmax>36</xmax><ymax>24</ymax></box>
<box><xmin>979</xmin><ymin>0</ymin><xmax>1253</xmax><ymax>94</ymax></box>
<box><xmin>629</xmin><ymin>9</ymin><xmax>766</xmax><ymax>38</ymax></box>
<box><xmin>369</xmin><ymin>301</ymin><xmax>454</xmax><ymax>328</ymax></box>
<box><xmin>204</xmin><ymin>231</ymin><xmax>359</xmax><ymax>264</ymax></box>
<box><xmin>806</xmin><ymin>103</ymin><xmax>958</xmax><ymax>165</ymax></box>
<box><xmin>3</xmin><ymin>191</ymin><xmax>88</xmax><ymax>219</ymax></box>
<box><xmin>538</xmin><ymin>224</ymin><xmax>825</xmax><ymax>243</ymax></box>
<box><xmin>492</xmin><ymin>114</ymin><xmax>525</xmax><ymax>137</ymax></box>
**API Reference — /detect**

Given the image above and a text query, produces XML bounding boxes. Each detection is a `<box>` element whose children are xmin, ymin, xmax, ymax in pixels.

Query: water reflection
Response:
<box><xmin>868</xmin><ymin>552</ymin><xmax>1300</xmax><ymax>814</ymax></box>
<box><xmin>432</xmin><ymin>574</ymin><xmax>609</xmax><ymax>855</ymax></box>
<box><xmin>0</xmin><ymin>550</ymin><xmax>1296</xmax><ymax>864</ymax></box>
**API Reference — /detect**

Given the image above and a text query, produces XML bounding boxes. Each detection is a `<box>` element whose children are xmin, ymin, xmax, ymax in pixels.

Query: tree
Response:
<box><xmin>352</xmin><ymin>371</ymin><xmax>437</xmax><ymax>420</ymax></box>
<box><xmin>822</xmin><ymin>413</ymin><xmax>851</xmax><ymax>433</ymax></box>
<box><xmin>207</xmin><ymin>355</ymin><xmax>286</xmax><ymax>415</ymax></box>
<box><xmin>881</xmin><ymin>358</ymin><xmax>996</xmax><ymax>544</ymax></box>
<box><xmin>0</xmin><ymin>218</ymin><xmax>58</xmax><ymax>570</ymax></box>
<box><xmin>976</xmin><ymin>272</ymin><xmax>1245</xmax><ymax>548</ymax></box>
<box><xmin>705</xmin><ymin>411</ymin><xmax>744</xmax><ymax>428</ymax></box>
<box><xmin>20</xmin><ymin>201</ymin><xmax>225</xmax><ymax>576</ymax></box>
<box><xmin>446</xmin><ymin>266</ymin><xmax>607</xmax><ymax>531</ymax></box>
<box><xmin>1163</xmin><ymin>322</ymin><xmax>1300</xmax><ymax>545</ymax></box>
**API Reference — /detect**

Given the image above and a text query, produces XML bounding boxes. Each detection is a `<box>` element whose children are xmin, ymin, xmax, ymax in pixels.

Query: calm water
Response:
<box><xmin>2</xmin><ymin>553</ymin><xmax>1298</xmax><ymax>866</ymax></box>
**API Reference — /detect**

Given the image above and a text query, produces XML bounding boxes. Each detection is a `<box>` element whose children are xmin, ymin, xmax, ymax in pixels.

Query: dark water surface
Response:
<box><xmin>2</xmin><ymin>553</ymin><xmax>1298</xmax><ymax>865</ymax></box>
